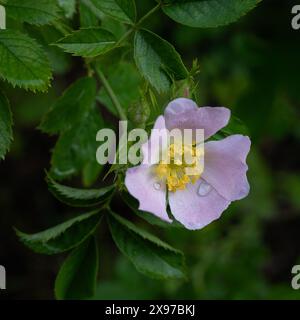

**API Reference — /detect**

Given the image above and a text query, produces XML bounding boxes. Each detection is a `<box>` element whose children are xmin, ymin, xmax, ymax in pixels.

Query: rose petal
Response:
<box><xmin>125</xmin><ymin>164</ymin><xmax>172</xmax><ymax>223</ymax></box>
<box><xmin>164</xmin><ymin>98</ymin><xmax>231</xmax><ymax>139</ymax></box>
<box><xmin>169</xmin><ymin>178</ymin><xmax>230</xmax><ymax>230</ymax></box>
<box><xmin>202</xmin><ymin>135</ymin><xmax>251</xmax><ymax>201</ymax></box>
<box><xmin>141</xmin><ymin>115</ymin><xmax>169</xmax><ymax>165</ymax></box>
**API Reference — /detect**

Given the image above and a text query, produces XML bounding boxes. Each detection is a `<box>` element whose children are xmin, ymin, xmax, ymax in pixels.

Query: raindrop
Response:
<box><xmin>153</xmin><ymin>182</ymin><xmax>161</xmax><ymax>190</ymax></box>
<box><xmin>198</xmin><ymin>180</ymin><xmax>212</xmax><ymax>196</ymax></box>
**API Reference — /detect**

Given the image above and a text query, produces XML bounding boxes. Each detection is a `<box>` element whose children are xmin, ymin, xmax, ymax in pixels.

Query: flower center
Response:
<box><xmin>154</xmin><ymin>142</ymin><xmax>203</xmax><ymax>192</ymax></box>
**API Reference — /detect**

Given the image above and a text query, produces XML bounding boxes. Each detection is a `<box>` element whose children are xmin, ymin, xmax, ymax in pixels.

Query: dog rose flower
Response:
<box><xmin>125</xmin><ymin>98</ymin><xmax>251</xmax><ymax>230</ymax></box>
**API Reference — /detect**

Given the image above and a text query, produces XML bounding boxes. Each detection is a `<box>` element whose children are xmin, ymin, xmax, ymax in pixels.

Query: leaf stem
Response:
<box><xmin>92</xmin><ymin>3</ymin><xmax>163</xmax><ymax>120</ymax></box>
<box><xmin>136</xmin><ymin>3</ymin><xmax>162</xmax><ymax>27</ymax></box>
<box><xmin>95</xmin><ymin>67</ymin><xmax>127</xmax><ymax>121</ymax></box>
<box><xmin>52</xmin><ymin>20</ymin><xmax>73</xmax><ymax>36</ymax></box>
<box><xmin>114</xmin><ymin>3</ymin><xmax>162</xmax><ymax>47</ymax></box>
<box><xmin>115</xmin><ymin>28</ymin><xmax>134</xmax><ymax>47</ymax></box>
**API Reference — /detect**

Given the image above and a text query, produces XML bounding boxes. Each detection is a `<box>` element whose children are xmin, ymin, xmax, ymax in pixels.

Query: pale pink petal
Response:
<box><xmin>202</xmin><ymin>135</ymin><xmax>251</xmax><ymax>201</ymax></box>
<box><xmin>164</xmin><ymin>98</ymin><xmax>231</xmax><ymax>139</ymax></box>
<box><xmin>125</xmin><ymin>164</ymin><xmax>172</xmax><ymax>223</ymax></box>
<box><xmin>169</xmin><ymin>179</ymin><xmax>230</xmax><ymax>230</ymax></box>
<box><xmin>141</xmin><ymin>115</ymin><xmax>169</xmax><ymax>165</ymax></box>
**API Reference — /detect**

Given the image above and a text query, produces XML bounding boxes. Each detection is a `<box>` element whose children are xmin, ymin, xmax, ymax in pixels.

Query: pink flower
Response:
<box><xmin>125</xmin><ymin>98</ymin><xmax>251</xmax><ymax>230</ymax></box>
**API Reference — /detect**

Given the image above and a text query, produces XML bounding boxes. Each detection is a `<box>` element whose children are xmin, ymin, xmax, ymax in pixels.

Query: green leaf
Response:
<box><xmin>101</xmin><ymin>16</ymin><xmax>127</xmax><ymax>39</ymax></box>
<box><xmin>50</xmin><ymin>105</ymin><xmax>104</xmax><ymax>180</ymax></box>
<box><xmin>121</xmin><ymin>193</ymin><xmax>183</xmax><ymax>228</ymax></box>
<box><xmin>108</xmin><ymin>212</ymin><xmax>187</xmax><ymax>280</ymax></box>
<box><xmin>134</xmin><ymin>29</ymin><xmax>188</xmax><ymax>93</ymax></box>
<box><xmin>47</xmin><ymin>175</ymin><xmax>114</xmax><ymax>207</ymax></box>
<box><xmin>90</xmin><ymin>0</ymin><xmax>136</xmax><ymax>24</ymax></box>
<box><xmin>97</xmin><ymin>61</ymin><xmax>141</xmax><ymax>117</ymax></box>
<box><xmin>212</xmin><ymin>116</ymin><xmax>250</xmax><ymax>141</ymax></box>
<box><xmin>221</xmin><ymin>115</ymin><xmax>250</xmax><ymax>136</ymax></box>
<box><xmin>54</xmin><ymin>28</ymin><xmax>117</xmax><ymax>58</ymax></box>
<box><xmin>82</xmin><ymin>160</ymin><xmax>103</xmax><ymax>187</ymax></box>
<box><xmin>58</xmin><ymin>0</ymin><xmax>76</xmax><ymax>19</ymax></box>
<box><xmin>25</xmin><ymin>24</ymin><xmax>72</xmax><ymax>75</ymax></box>
<box><xmin>79</xmin><ymin>0</ymin><xmax>100</xmax><ymax>27</ymax></box>
<box><xmin>162</xmin><ymin>0</ymin><xmax>261</xmax><ymax>28</ymax></box>
<box><xmin>2</xmin><ymin>0</ymin><xmax>59</xmax><ymax>25</ymax></box>
<box><xmin>0</xmin><ymin>89</ymin><xmax>13</xmax><ymax>160</ymax></box>
<box><xmin>40</xmin><ymin>77</ymin><xmax>97</xmax><ymax>135</ymax></box>
<box><xmin>16</xmin><ymin>210</ymin><xmax>102</xmax><ymax>255</ymax></box>
<box><xmin>0</xmin><ymin>29</ymin><xmax>52</xmax><ymax>91</ymax></box>
<box><xmin>55</xmin><ymin>237</ymin><xmax>99</xmax><ymax>300</ymax></box>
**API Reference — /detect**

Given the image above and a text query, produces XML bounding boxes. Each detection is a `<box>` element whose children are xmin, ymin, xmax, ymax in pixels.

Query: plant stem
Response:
<box><xmin>136</xmin><ymin>3</ymin><xmax>162</xmax><ymax>27</ymax></box>
<box><xmin>113</xmin><ymin>3</ymin><xmax>162</xmax><ymax>48</ymax></box>
<box><xmin>96</xmin><ymin>67</ymin><xmax>127</xmax><ymax>121</ymax></box>
<box><xmin>52</xmin><ymin>20</ymin><xmax>72</xmax><ymax>36</ymax></box>
<box><xmin>93</xmin><ymin>3</ymin><xmax>162</xmax><ymax>121</ymax></box>
<box><xmin>115</xmin><ymin>28</ymin><xmax>134</xmax><ymax>47</ymax></box>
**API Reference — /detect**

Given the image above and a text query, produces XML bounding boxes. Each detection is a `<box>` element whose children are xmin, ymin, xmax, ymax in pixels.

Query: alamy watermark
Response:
<box><xmin>291</xmin><ymin>265</ymin><xmax>300</xmax><ymax>290</ymax></box>
<box><xmin>96</xmin><ymin>121</ymin><xmax>204</xmax><ymax>175</ymax></box>
<box><xmin>0</xmin><ymin>5</ymin><xmax>5</xmax><ymax>30</ymax></box>
<box><xmin>292</xmin><ymin>5</ymin><xmax>300</xmax><ymax>30</ymax></box>
<box><xmin>0</xmin><ymin>265</ymin><xmax>6</xmax><ymax>290</ymax></box>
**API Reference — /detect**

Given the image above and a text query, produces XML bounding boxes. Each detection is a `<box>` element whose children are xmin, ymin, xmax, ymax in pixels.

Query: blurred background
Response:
<box><xmin>1</xmin><ymin>0</ymin><xmax>300</xmax><ymax>299</ymax></box>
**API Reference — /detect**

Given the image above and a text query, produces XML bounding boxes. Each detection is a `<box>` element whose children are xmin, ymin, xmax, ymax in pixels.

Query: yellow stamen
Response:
<box><xmin>154</xmin><ymin>142</ymin><xmax>203</xmax><ymax>192</ymax></box>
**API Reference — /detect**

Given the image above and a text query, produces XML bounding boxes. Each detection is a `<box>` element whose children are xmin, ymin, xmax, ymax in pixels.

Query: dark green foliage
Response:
<box><xmin>47</xmin><ymin>175</ymin><xmax>114</xmax><ymax>207</ymax></box>
<box><xmin>108</xmin><ymin>212</ymin><xmax>187</xmax><ymax>280</ymax></box>
<box><xmin>0</xmin><ymin>0</ymin><xmax>270</xmax><ymax>300</ymax></box>
<box><xmin>16</xmin><ymin>211</ymin><xmax>102</xmax><ymax>255</ymax></box>
<box><xmin>0</xmin><ymin>30</ymin><xmax>52</xmax><ymax>91</ymax></box>
<box><xmin>0</xmin><ymin>89</ymin><xmax>12</xmax><ymax>159</ymax></box>
<box><xmin>55</xmin><ymin>237</ymin><xmax>99</xmax><ymax>300</ymax></box>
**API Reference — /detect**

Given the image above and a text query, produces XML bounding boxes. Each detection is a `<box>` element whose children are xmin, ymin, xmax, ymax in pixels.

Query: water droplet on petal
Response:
<box><xmin>153</xmin><ymin>182</ymin><xmax>161</xmax><ymax>190</ymax></box>
<box><xmin>198</xmin><ymin>180</ymin><xmax>212</xmax><ymax>197</ymax></box>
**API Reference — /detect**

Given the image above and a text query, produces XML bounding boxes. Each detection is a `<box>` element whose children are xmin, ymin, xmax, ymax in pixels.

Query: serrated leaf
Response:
<box><xmin>40</xmin><ymin>77</ymin><xmax>96</xmax><ymax>134</ymax></box>
<box><xmin>58</xmin><ymin>0</ymin><xmax>76</xmax><ymax>19</ymax></box>
<box><xmin>25</xmin><ymin>24</ymin><xmax>72</xmax><ymax>75</ymax></box>
<box><xmin>0</xmin><ymin>29</ymin><xmax>52</xmax><ymax>91</ymax></box>
<box><xmin>54</xmin><ymin>28</ymin><xmax>116</xmax><ymax>58</ymax></box>
<box><xmin>134</xmin><ymin>29</ymin><xmax>188</xmax><ymax>93</ymax></box>
<box><xmin>2</xmin><ymin>0</ymin><xmax>59</xmax><ymax>25</ymax></box>
<box><xmin>121</xmin><ymin>192</ymin><xmax>183</xmax><ymax>228</ymax></box>
<box><xmin>108</xmin><ymin>212</ymin><xmax>187</xmax><ymax>280</ymax></box>
<box><xmin>162</xmin><ymin>0</ymin><xmax>261</xmax><ymax>28</ymax></box>
<box><xmin>90</xmin><ymin>0</ymin><xmax>136</xmax><ymax>24</ymax></box>
<box><xmin>41</xmin><ymin>76</ymin><xmax>103</xmax><ymax>180</ymax></box>
<box><xmin>50</xmin><ymin>105</ymin><xmax>104</xmax><ymax>180</ymax></box>
<box><xmin>47</xmin><ymin>175</ymin><xmax>114</xmax><ymax>207</ymax></box>
<box><xmin>97</xmin><ymin>61</ymin><xmax>141</xmax><ymax>117</ymax></box>
<box><xmin>0</xmin><ymin>89</ymin><xmax>13</xmax><ymax>160</ymax></box>
<box><xmin>16</xmin><ymin>210</ymin><xmax>102</xmax><ymax>255</ymax></box>
<box><xmin>55</xmin><ymin>237</ymin><xmax>99</xmax><ymax>300</ymax></box>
